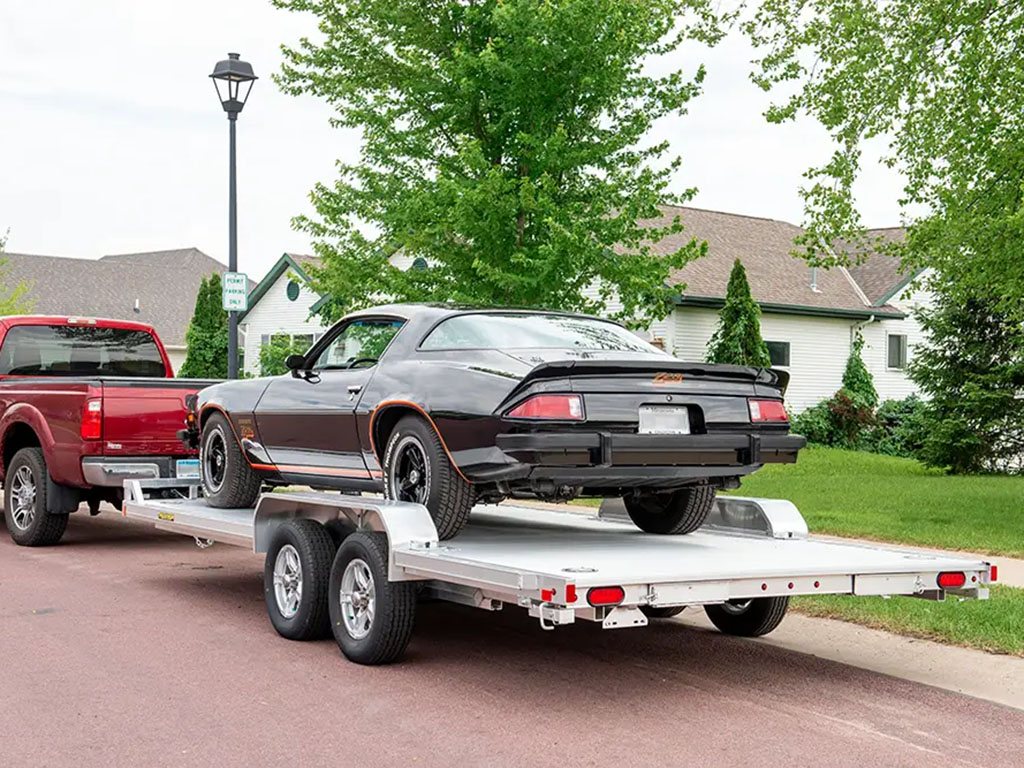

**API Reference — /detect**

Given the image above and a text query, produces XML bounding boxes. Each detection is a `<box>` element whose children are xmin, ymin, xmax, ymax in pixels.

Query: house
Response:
<box><xmin>1</xmin><ymin>248</ymin><xmax>225</xmax><ymax>373</ymax></box>
<box><xmin>240</xmin><ymin>208</ymin><xmax>926</xmax><ymax>412</ymax></box>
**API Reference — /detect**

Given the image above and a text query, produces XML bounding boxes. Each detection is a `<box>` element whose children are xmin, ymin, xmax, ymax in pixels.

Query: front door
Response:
<box><xmin>254</xmin><ymin>317</ymin><xmax>404</xmax><ymax>484</ymax></box>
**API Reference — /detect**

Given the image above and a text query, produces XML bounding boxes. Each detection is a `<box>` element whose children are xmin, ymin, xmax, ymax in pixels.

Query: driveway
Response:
<box><xmin>1</xmin><ymin>513</ymin><xmax>1021</xmax><ymax>768</ymax></box>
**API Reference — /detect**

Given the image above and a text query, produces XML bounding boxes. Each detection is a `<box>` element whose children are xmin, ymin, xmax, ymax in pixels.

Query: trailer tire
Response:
<box><xmin>264</xmin><ymin>520</ymin><xmax>336</xmax><ymax>641</ymax></box>
<box><xmin>201</xmin><ymin>412</ymin><xmax>261</xmax><ymax>509</ymax></box>
<box><xmin>383</xmin><ymin>415</ymin><xmax>473</xmax><ymax>540</ymax></box>
<box><xmin>3</xmin><ymin>447</ymin><xmax>68</xmax><ymax>547</ymax></box>
<box><xmin>624</xmin><ymin>483</ymin><xmax>715</xmax><ymax>535</ymax></box>
<box><xmin>641</xmin><ymin>606</ymin><xmax>686</xmax><ymax>619</ymax></box>
<box><xmin>704</xmin><ymin>597</ymin><xmax>789</xmax><ymax>637</ymax></box>
<box><xmin>329</xmin><ymin>532</ymin><xmax>416</xmax><ymax>665</ymax></box>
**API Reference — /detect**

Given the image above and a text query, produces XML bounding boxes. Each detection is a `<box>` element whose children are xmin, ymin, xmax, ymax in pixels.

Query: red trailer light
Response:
<box><xmin>506</xmin><ymin>394</ymin><xmax>584</xmax><ymax>421</ymax></box>
<box><xmin>748</xmin><ymin>399</ymin><xmax>788</xmax><ymax>423</ymax></box>
<box><xmin>990</xmin><ymin>565</ymin><xmax>999</xmax><ymax>583</ymax></box>
<box><xmin>937</xmin><ymin>571</ymin><xmax>966</xmax><ymax>589</ymax></box>
<box><xmin>81</xmin><ymin>398</ymin><xmax>102</xmax><ymax>440</ymax></box>
<box><xmin>587</xmin><ymin>586</ymin><xmax>625</xmax><ymax>607</ymax></box>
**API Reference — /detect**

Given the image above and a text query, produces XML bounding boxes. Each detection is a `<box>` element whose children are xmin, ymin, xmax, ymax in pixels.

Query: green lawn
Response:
<box><xmin>793</xmin><ymin>585</ymin><xmax>1024</xmax><ymax>657</ymax></box>
<box><xmin>729</xmin><ymin>447</ymin><xmax>1024</xmax><ymax>557</ymax></box>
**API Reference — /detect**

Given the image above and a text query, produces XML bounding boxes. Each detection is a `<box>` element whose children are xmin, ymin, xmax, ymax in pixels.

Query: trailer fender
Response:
<box><xmin>252</xmin><ymin>493</ymin><xmax>438</xmax><ymax>582</ymax></box>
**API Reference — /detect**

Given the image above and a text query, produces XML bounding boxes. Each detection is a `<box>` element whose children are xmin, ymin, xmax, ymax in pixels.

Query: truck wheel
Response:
<box><xmin>201</xmin><ymin>413</ymin><xmax>262</xmax><ymax>509</ymax></box>
<box><xmin>624</xmin><ymin>483</ymin><xmax>715</xmax><ymax>535</ymax></box>
<box><xmin>705</xmin><ymin>597</ymin><xmax>789</xmax><ymax>637</ymax></box>
<box><xmin>3</xmin><ymin>447</ymin><xmax>68</xmax><ymax>547</ymax></box>
<box><xmin>264</xmin><ymin>520</ymin><xmax>336</xmax><ymax>641</ymax></box>
<box><xmin>328</xmin><ymin>532</ymin><xmax>416</xmax><ymax>665</ymax></box>
<box><xmin>641</xmin><ymin>606</ymin><xmax>686</xmax><ymax>619</ymax></box>
<box><xmin>383</xmin><ymin>415</ymin><xmax>473</xmax><ymax>540</ymax></box>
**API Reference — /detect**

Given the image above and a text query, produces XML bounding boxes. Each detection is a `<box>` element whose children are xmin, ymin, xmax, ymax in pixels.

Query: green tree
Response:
<box><xmin>840</xmin><ymin>331</ymin><xmax>878</xmax><ymax>409</ymax></box>
<box><xmin>178</xmin><ymin>274</ymin><xmax>229</xmax><ymax>378</ymax></box>
<box><xmin>274</xmin><ymin>0</ymin><xmax>725</xmax><ymax>326</ymax></box>
<box><xmin>910</xmin><ymin>276</ymin><xmax>1024</xmax><ymax>474</ymax></box>
<box><xmin>0</xmin><ymin>228</ymin><xmax>33</xmax><ymax>314</ymax></box>
<box><xmin>746</xmin><ymin>0</ymin><xmax>1024</xmax><ymax>322</ymax></box>
<box><xmin>259</xmin><ymin>335</ymin><xmax>309</xmax><ymax>377</ymax></box>
<box><xmin>705</xmin><ymin>259</ymin><xmax>770</xmax><ymax>367</ymax></box>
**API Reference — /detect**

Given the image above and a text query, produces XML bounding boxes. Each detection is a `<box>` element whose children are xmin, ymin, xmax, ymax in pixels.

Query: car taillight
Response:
<box><xmin>749</xmin><ymin>398</ymin><xmax>788</xmax><ymax>423</ymax></box>
<box><xmin>506</xmin><ymin>394</ymin><xmax>584</xmax><ymax>420</ymax></box>
<box><xmin>81</xmin><ymin>398</ymin><xmax>102</xmax><ymax>440</ymax></box>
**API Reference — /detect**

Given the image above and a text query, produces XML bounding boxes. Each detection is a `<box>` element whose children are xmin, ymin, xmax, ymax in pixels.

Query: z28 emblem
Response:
<box><xmin>653</xmin><ymin>372</ymin><xmax>684</xmax><ymax>385</ymax></box>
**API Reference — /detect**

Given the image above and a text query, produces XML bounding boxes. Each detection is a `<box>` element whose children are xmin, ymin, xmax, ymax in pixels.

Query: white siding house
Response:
<box><xmin>239</xmin><ymin>210</ymin><xmax>928</xmax><ymax>412</ymax></box>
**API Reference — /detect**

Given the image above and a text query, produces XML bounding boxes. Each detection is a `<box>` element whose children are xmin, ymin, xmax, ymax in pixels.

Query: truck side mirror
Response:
<box><xmin>285</xmin><ymin>354</ymin><xmax>306</xmax><ymax>372</ymax></box>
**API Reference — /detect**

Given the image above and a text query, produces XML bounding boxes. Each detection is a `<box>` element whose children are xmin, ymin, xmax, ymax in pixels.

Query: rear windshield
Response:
<box><xmin>0</xmin><ymin>325</ymin><xmax>167</xmax><ymax>377</ymax></box>
<box><xmin>419</xmin><ymin>313</ymin><xmax>662</xmax><ymax>353</ymax></box>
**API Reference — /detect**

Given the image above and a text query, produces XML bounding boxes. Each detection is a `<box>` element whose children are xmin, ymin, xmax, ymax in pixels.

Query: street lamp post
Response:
<box><xmin>210</xmin><ymin>52</ymin><xmax>257</xmax><ymax>379</ymax></box>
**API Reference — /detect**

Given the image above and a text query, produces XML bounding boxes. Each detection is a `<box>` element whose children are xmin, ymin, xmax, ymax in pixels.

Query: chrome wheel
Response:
<box><xmin>9</xmin><ymin>464</ymin><xmax>37</xmax><ymax>531</ymax></box>
<box><xmin>721</xmin><ymin>599</ymin><xmax>753</xmax><ymax>615</ymax></box>
<box><xmin>202</xmin><ymin>425</ymin><xmax>228</xmax><ymax>494</ymax></box>
<box><xmin>389</xmin><ymin>435</ymin><xmax>430</xmax><ymax>505</ymax></box>
<box><xmin>339</xmin><ymin>558</ymin><xmax>375</xmax><ymax>640</ymax></box>
<box><xmin>272</xmin><ymin>544</ymin><xmax>303</xmax><ymax>619</ymax></box>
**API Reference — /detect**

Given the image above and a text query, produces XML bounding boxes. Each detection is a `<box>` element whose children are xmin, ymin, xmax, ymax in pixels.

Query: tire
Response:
<box><xmin>624</xmin><ymin>483</ymin><xmax>716</xmax><ymax>535</ymax></box>
<box><xmin>3</xmin><ymin>447</ymin><xmax>68</xmax><ymax>547</ymax></box>
<box><xmin>201</xmin><ymin>412</ymin><xmax>262</xmax><ymax>508</ymax></box>
<box><xmin>383</xmin><ymin>415</ymin><xmax>473</xmax><ymax>540</ymax></box>
<box><xmin>328</xmin><ymin>532</ymin><xmax>417</xmax><ymax>665</ymax></box>
<box><xmin>641</xmin><ymin>605</ymin><xmax>686</xmax><ymax>619</ymax></box>
<box><xmin>264</xmin><ymin>520</ymin><xmax>337</xmax><ymax>641</ymax></box>
<box><xmin>704</xmin><ymin>597</ymin><xmax>789</xmax><ymax>637</ymax></box>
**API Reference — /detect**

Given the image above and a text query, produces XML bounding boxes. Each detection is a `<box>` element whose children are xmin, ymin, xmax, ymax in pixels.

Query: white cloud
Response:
<box><xmin>0</xmin><ymin>1</ymin><xmax>905</xmax><ymax>281</ymax></box>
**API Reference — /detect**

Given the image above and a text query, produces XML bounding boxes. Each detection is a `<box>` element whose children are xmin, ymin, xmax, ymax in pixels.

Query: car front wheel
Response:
<box><xmin>624</xmin><ymin>483</ymin><xmax>716</xmax><ymax>535</ymax></box>
<box><xmin>201</xmin><ymin>412</ymin><xmax>262</xmax><ymax>508</ymax></box>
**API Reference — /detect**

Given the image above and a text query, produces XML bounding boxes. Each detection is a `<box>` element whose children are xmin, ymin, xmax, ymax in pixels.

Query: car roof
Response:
<box><xmin>0</xmin><ymin>315</ymin><xmax>160</xmax><ymax>333</ymax></box>
<box><xmin>343</xmin><ymin>303</ymin><xmax>602</xmax><ymax>323</ymax></box>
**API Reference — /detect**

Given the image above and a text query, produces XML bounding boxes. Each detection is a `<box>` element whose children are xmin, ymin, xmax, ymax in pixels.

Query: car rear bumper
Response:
<box><xmin>81</xmin><ymin>456</ymin><xmax>197</xmax><ymax>487</ymax></box>
<box><xmin>470</xmin><ymin>431</ymin><xmax>805</xmax><ymax>489</ymax></box>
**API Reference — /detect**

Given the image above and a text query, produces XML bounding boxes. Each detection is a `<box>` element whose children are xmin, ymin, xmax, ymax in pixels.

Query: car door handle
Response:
<box><xmin>347</xmin><ymin>384</ymin><xmax>362</xmax><ymax>395</ymax></box>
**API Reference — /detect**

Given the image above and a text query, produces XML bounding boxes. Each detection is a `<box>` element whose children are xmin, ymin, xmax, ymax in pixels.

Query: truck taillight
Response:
<box><xmin>506</xmin><ymin>394</ymin><xmax>584</xmax><ymax>421</ymax></box>
<box><xmin>748</xmin><ymin>399</ymin><xmax>788</xmax><ymax>423</ymax></box>
<box><xmin>81</xmin><ymin>398</ymin><xmax>102</xmax><ymax>440</ymax></box>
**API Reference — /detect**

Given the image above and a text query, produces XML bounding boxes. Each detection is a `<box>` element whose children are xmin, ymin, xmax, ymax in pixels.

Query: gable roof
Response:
<box><xmin>2</xmin><ymin>248</ymin><xmax>225</xmax><ymax>346</ymax></box>
<box><xmin>239</xmin><ymin>253</ymin><xmax>322</xmax><ymax>320</ymax></box>
<box><xmin>648</xmin><ymin>206</ymin><xmax>904</xmax><ymax>319</ymax></box>
<box><xmin>841</xmin><ymin>228</ymin><xmax>921</xmax><ymax>306</ymax></box>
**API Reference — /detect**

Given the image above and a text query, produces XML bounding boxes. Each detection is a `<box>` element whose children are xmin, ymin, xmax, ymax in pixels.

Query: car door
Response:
<box><xmin>254</xmin><ymin>317</ymin><xmax>404</xmax><ymax>482</ymax></box>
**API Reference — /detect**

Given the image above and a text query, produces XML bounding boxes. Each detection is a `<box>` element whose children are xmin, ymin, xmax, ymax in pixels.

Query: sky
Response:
<box><xmin>0</xmin><ymin>1</ymin><xmax>906</xmax><ymax>281</ymax></box>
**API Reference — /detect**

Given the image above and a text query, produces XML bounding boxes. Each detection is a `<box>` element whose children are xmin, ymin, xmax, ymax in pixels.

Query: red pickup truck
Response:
<box><xmin>0</xmin><ymin>316</ymin><xmax>214</xmax><ymax>546</ymax></box>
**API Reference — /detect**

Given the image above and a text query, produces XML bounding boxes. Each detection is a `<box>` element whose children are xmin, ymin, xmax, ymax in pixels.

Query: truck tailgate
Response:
<box><xmin>101</xmin><ymin>379</ymin><xmax>215</xmax><ymax>456</ymax></box>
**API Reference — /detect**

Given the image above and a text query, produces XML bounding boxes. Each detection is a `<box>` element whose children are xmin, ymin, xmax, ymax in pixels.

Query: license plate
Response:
<box><xmin>638</xmin><ymin>406</ymin><xmax>690</xmax><ymax>434</ymax></box>
<box><xmin>176</xmin><ymin>459</ymin><xmax>200</xmax><ymax>479</ymax></box>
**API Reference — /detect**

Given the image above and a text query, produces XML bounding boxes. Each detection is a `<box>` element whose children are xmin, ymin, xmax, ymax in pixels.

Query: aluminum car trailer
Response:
<box><xmin>121</xmin><ymin>480</ymin><xmax>996</xmax><ymax>665</ymax></box>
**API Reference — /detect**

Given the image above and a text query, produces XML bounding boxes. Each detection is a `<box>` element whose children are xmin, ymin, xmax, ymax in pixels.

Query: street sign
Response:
<box><xmin>222</xmin><ymin>272</ymin><xmax>248</xmax><ymax>312</ymax></box>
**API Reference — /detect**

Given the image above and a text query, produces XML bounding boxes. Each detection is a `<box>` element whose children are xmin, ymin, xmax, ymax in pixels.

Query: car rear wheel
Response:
<box><xmin>3</xmin><ymin>447</ymin><xmax>68</xmax><ymax>547</ymax></box>
<box><xmin>383</xmin><ymin>415</ymin><xmax>474</xmax><ymax>540</ymax></box>
<box><xmin>201</xmin><ymin>412</ymin><xmax>262</xmax><ymax>508</ymax></box>
<box><xmin>704</xmin><ymin>597</ymin><xmax>789</xmax><ymax>637</ymax></box>
<box><xmin>623</xmin><ymin>483</ymin><xmax>716</xmax><ymax>535</ymax></box>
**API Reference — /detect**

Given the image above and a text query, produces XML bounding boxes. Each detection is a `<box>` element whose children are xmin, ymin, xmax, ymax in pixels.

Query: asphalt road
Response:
<box><xmin>1</xmin><ymin>513</ymin><xmax>1021</xmax><ymax>768</ymax></box>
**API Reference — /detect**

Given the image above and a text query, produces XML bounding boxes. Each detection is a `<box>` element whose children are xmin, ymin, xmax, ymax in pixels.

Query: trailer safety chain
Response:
<box><xmin>194</xmin><ymin>537</ymin><xmax>215</xmax><ymax>549</ymax></box>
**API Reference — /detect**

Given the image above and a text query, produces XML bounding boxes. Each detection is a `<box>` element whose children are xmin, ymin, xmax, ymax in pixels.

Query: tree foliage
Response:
<box><xmin>909</xmin><ymin>275</ymin><xmax>1024</xmax><ymax>474</ymax></box>
<box><xmin>274</xmin><ymin>0</ymin><xmax>725</xmax><ymax>325</ymax></box>
<box><xmin>840</xmin><ymin>331</ymin><xmax>878</xmax><ymax>409</ymax></box>
<box><xmin>259</xmin><ymin>335</ymin><xmax>310</xmax><ymax>377</ymax></box>
<box><xmin>178</xmin><ymin>274</ymin><xmax>229</xmax><ymax>378</ymax></box>
<box><xmin>746</xmin><ymin>0</ymin><xmax>1024</xmax><ymax>321</ymax></box>
<box><xmin>705</xmin><ymin>259</ymin><xmax>770</xmax><ymax>366</ymax></box>
<box><xmin>0</xmin><ymin>228</ymin><xmax>33</xmax><ymax>314</ymax></box>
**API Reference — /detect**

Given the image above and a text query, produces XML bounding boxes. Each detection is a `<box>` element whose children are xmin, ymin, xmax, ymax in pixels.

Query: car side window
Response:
<box><xmin>310</xmin><ymin>319</ymin><xmax>404</xmax><ymax>371</ymax></box>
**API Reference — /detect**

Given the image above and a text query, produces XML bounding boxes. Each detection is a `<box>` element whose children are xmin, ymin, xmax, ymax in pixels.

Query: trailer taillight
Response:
<box><xmin>748</xmin><ymin>399</ymin><xmax>788</xmax><ymax>423</ymax></box>
<box><xmin>990</xmin><ymin>565</ymin><xmax>999</xmax><ymax>583</ymax></box>
<box><xmin>937</xmin><ymin>571</ymin><xmax>966</xmax><ymax>589</ymax></box>
<box><xmin>506</xmin><ymin>394</ymin><xmax>584</xmax><ymax>421</ymax></box>
<box><xmin>587</xmin><ymin>586</ymin><xmax>625</xmax><ymax>607</ymax></box>
<box><xmin>81</xmin><ymin>398</ymin><xmax>103</xmax><ymax>440</ymax></box>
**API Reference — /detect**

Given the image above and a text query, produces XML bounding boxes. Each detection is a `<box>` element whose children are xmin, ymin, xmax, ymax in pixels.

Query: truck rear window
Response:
<box><xmin>0</xmin><ymin>325</ymin><xmax>166</xmax><ymax>377</ymax></box>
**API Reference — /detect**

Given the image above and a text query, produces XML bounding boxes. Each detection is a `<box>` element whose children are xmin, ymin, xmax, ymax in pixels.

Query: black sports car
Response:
<box><xmin>192</xmin><ymin>304</ymin><xmax>804</xmax><ymax>539</ymax></box>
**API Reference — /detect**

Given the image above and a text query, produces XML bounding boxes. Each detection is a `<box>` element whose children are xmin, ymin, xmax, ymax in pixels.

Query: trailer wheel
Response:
<box><xmin>383</xmin><ymin>415</ymin><xmax>473</xmax><ymax>540</ymax></box>
<box><xmin>264</xmin><ymin>520</ymin><xmax>335</xmax><ymax>641</ymax></box>
<box><xmin>329</xmin><ymin>532</ymin><xmax>416</xmax><ymax>665</ymax></box>
<box><xmin>201</xmin><ymin>413</ymin><xmax>262</xmax><ymax>509</ymax></box>
<box><xmin>624</xmin><ymin>483</ymin><xmax>715</xmax><ymax>535</ymax></box>
<box><xmin>3</xmin><ymin>447</ymin><xmax>68</xmax><ymax>547</ymax></box>
<box><xmin>704</xmin><ymin>597</ymin><xmax>789</xmax><ymax>637</ymax></box>
<box><xmin>641</xmin><ymin>606</ymin><xmax>686</xmax><ymax>619</ymax></box>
